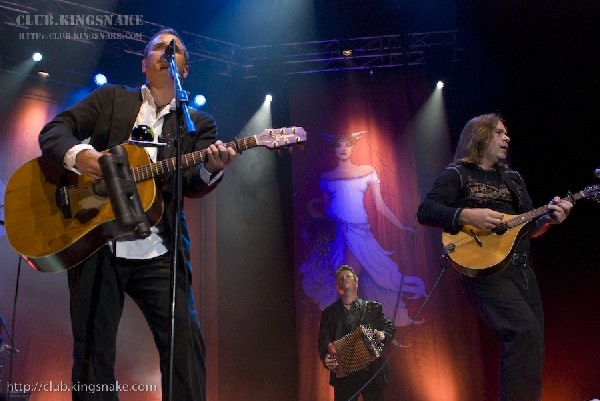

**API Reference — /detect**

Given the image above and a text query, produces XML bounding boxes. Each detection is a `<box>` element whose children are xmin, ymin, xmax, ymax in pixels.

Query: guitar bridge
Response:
<box><xmin>56</xmin><ymin>185</ymin><xmax>72</xmax><ymax>219</ymax></box>
<box><xmin>469</xmin><ymin>229</ymin><xmax>483</xmax><ymax>247</ymax></box>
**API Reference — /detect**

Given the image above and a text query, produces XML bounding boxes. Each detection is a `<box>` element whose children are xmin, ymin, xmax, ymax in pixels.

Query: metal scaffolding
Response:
<box><xmin>1</xmin><ymin>0</ymin><xmax>460</xmax><ymax>81</ymax></box>
<box><xmin>241</xmin><ymin>31</ymin><xmax>461</xmax><ymax>77</ymax></box>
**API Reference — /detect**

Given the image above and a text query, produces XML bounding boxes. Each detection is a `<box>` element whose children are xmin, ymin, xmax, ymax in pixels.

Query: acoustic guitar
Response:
<box><xmin>442</xmin><ymin>185</ymin><xmax>600</xmax><ymax>277</ymax></box>
<box><xmin>4</xmin><ymin>127</ymin><xmax>307</xmax><ymax>273</ymax></box>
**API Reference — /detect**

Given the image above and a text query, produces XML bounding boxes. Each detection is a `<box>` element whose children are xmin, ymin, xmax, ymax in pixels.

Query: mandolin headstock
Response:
<box><xmin>581</xmin><ymin>184</ymin><xmax>600</xmax><ymax>203</ymax></box>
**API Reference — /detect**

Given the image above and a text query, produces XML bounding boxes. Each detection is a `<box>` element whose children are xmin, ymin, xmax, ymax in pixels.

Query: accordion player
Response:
<box><xmin>318</xmin><ymin>265</ymin><xmax>396</xmax><ymax>401</ymax></box>
<box><xmin>319</xmin><ymin>299</ymin><xmax>395</xmax><ymax>385</ymax></box>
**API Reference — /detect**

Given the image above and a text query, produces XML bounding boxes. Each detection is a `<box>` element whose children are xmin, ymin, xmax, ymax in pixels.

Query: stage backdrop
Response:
<box><xmin>290</xmin><ymin>70</ymin><xmax>488</xmax><ymax>401</ymax></box>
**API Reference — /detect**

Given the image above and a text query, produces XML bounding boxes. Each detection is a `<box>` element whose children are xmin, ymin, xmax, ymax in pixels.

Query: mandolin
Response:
<box><xmin>442</xmin><ymin>185</ymin><xmax>600</xmax><ymax>277</ymax></box>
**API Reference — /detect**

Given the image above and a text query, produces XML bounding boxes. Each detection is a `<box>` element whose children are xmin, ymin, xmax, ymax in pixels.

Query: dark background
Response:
<box><xmin>1</xmin><ymin>1</ymin><xmax>599</xmax><ymax>400</ymax></box>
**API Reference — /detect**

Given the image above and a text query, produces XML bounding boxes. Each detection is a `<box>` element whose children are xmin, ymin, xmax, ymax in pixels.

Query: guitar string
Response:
<box><xmin>60</xmin><ymin>133</ymin><xmax>305</xmax><ymax>199</ymax></box>
<box><xmin>447</xmin><ymin>209</ymin><xmax>547</xmax><ymax>251</ymax></box>
<box><xmin>444</xmin><ymin>190</ymin><xmax>599</xmax><ymax>257</ymax></box>
<box><xmin>62</xmin><ymin>140</ymin><xmax>235</xmax><ymax>197</ymax></box>
<box><xmin>61</xmin><ymin>136</ymin><xmax>265</xmax><ymax>198</ymax></box>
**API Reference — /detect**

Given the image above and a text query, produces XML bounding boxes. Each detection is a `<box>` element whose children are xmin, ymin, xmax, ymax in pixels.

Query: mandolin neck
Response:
<box><xmin>504</xmin><ymin>190</ymin><xmax>585</xmax><ymax>229</ymax></box>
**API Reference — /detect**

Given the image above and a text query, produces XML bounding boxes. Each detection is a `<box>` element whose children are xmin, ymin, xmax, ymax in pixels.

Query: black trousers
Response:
<box><xmin>461</xmin><ymin>256</ymin><xmax>544</xmax><ymax>401</ymax></box>
<box><xmin>67</xmin><ymin>247</ymin><xmax>205</xmax><ymax>401</ymax></box>
<box><xmin>333</xmin><ymin>369</ymin><xmax>386</xmax><ymax>401</ymax></box>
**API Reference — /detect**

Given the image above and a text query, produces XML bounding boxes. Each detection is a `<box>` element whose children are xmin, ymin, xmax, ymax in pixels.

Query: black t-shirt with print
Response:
<box><xmin>417</xmin><ymin>164</ymin><xmax>534</xmax><ymax>253</ymax></box>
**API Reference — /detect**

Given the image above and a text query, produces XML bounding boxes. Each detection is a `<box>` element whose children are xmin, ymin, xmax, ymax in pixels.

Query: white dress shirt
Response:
<box><xmin>63</xmin><ymin>85</ymin><xmax>220</xmax><ymax>259</ymax></box>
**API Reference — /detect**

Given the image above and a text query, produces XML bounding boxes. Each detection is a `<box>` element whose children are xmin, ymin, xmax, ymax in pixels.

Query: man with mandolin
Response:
<box><xmin>417</xmin><ymin>113</ymin><xmax>572</xmax><ymax>401</ymax></box>
<box><xmin>37</xmin><ymin>28</ymin><xmax>236</xmax><ymax>401</ymax></box>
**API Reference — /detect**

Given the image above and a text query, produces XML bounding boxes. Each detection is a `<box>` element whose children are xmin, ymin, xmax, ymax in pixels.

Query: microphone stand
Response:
<box><xmin>163</xmin><ymin>39</ymin><xmax>196</xmax><ymax>401</ymax></box>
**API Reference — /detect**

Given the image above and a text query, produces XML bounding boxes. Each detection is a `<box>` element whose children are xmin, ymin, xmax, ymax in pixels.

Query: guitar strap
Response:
<box><xmin>498</xmin><ymin>168</ymin><xmax>531</xmax><ymax>212</ymax></box>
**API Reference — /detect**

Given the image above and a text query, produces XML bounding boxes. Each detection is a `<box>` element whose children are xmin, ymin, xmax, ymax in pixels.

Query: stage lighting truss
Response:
<box><xmin>240</xmin><ymin>31</ymin><xmax>462</xmax><ymax>76</ymax></box>
<box><xmin>0</xmin><ymin>0</ymin><xmax>242</xmax><ymax>78</ymax></box>
<box><xmin>0</xmin><ymin>0</ymin><xmax>460</xmax><ymax>80</ymax></box>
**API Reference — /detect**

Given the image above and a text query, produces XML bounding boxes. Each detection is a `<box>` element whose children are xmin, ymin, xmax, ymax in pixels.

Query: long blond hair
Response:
<box><xmin>452</xmin><ymin>113</ymin><xmax>507</xmax><ymax>167</ymax></box>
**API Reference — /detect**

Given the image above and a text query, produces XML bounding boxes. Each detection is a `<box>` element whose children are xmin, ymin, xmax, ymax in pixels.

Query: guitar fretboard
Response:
<box><xmin>493</xmin><ymin>191</ymin><xmax>585</xmax><ymax>233</ymax></box>
<box><xmin>131</xmin><ymin>137</ymin><xmax>258</xmax><ymax>182</ymax></box>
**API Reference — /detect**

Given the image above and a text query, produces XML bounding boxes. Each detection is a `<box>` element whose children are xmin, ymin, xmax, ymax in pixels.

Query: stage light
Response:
<box><xmin>265</xmin><ymin>94</ymin><xmax>272</xmax><ymax>102</ymax></box>
<box><xmin>342</xmin><ymin>49</ymin><xmax>353</xmax><ymax>57</ymax></box>
<box><xmin>37</xmin><ymin>71</ymin><xmax>50</xmax><ymax>78</ymax></box>
<box><xmin>436</xmin><ymin>80</ymin><xmax>444</xmax><ymax>89</ymax></box>
<box><xmin>94</xmin><ymin>73</ymin><xmax>107</xmax><ymax>86</ymax></box>
<box><xmin>193</xmin><ymin>94</ymin><xmax>207</xmax><ymax>107</ymax></box>
<box><xmin>32</xmin><ymin>52</ymin><xmax>42</xmax><ymax>62</ymax></box>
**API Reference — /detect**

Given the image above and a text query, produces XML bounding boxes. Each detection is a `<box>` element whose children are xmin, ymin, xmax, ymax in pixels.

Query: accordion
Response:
<box><xmin>327</xmin><ymin>324</ymin><xmax>384</xmax><ymax>378</ymax></box>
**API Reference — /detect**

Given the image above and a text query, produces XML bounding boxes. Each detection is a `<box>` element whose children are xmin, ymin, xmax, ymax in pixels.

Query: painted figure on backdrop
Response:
<box><xmin>300</xmin><ymin>131</ymin><xmax>426</xmax><ymax>326</ymax></box>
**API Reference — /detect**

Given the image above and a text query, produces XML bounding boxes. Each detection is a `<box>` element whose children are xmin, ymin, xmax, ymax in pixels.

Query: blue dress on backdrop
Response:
<box><xmin>300</xmin><ymin>170</ymin><xmax>426</xmax><ymax>326</ymax></box>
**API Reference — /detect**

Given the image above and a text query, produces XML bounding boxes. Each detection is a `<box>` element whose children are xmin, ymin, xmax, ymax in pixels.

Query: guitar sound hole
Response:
<box><xmin>493</xmin><ymin>224</ymin><xmax>508</xmax><ymax>235</ymax></box>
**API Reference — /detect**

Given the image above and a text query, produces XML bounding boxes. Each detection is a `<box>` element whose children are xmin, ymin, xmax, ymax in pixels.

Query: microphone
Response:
<box><xmin>161</xmin><ymin>39</ymin><xmax>175</xmax><ymax>61</ymax></box>
<box><xmin>128</xmin><ymin>125</ymin><xmax>166</xmax><ymax>148</ymax></box>
<box><xmin>98</xmin><ymin>145</ymin><xmax>151</xmax><ymax>239</ymax></box>
<box><xmin>595</xmin><ymin>168</ymin><xmax>600</xmax><ymax>178</ymax></box>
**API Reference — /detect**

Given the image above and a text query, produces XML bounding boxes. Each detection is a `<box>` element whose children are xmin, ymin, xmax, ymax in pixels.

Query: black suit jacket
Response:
<box><xmin>38</xmin><ymin>84</ymin><xmax>221</xmax><ymax>268</ymax></box>
<box><xmin>318</xmin><ymin>298</ymin><xmax>395</xmax><ymax>386</ymax></box>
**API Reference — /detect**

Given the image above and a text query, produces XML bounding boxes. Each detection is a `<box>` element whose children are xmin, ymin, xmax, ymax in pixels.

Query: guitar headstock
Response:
<box><xmin>582</xmin><ymin>184</ymin><xmax>600</xmax><ymax>203</ymax></box>
<box><xmin>254</xmin><ymin>127</ymin><xmax>307</xmax><ymax>150</ymax></box>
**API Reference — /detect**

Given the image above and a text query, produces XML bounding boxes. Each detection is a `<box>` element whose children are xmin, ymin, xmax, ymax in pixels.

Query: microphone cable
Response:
<box><xmin>3</xmin><ymin>255</ymin><xmax>24</xmax><ymax>401</ymax></box>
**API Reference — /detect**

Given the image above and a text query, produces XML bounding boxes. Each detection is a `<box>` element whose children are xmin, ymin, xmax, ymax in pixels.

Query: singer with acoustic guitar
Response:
<box><xmin>416</xmin><ymin>113</ymin><xmax>572</xmax><ymax>401</ymax></box>
<box><xmin>36</xmin><ymin>28</ymin><xmax>236</xmax><ymax>401</ymax></box>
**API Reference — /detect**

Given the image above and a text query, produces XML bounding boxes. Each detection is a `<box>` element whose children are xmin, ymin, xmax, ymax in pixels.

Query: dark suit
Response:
<box><xmin>318</xmin><ymin>299</ymin><xmax>395</xmax><ymax>401</ymax></box>
<box><xmin>39</xmin><ymin>84</ymin><xmax>219</xmax><ymax>250</ymax></box>
<box><xmin>39</xmin><ymin>84</ymin><xmax>220</xmax><ymax>401</ymax></box>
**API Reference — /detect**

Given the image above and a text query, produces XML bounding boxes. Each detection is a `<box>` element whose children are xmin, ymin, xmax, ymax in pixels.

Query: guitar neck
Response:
<box><xmin>504</xmin><ymin>191</ymin><xmax>585</xmax><ymax>229</ymax></box>
<box><xmin>131</xmin><ymin>137</ymin><xmax>257</xmax><ymax>182</ymax></box>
